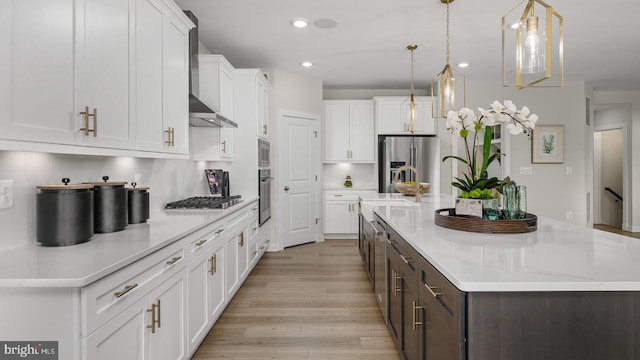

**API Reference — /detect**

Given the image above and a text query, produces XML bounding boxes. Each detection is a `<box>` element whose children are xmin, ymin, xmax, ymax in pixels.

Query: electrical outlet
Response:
<box><xmin>566</xmin><ymin>211</ymin><xmax>573</xmax><ymax>220</ymax></box>
<box><xmin>520</xmin><ymin>167</ymin><xmax>533</xmax><ymax>175</ymax></box>
<box><xmin>134</xmin><ymin>174</ymin><xmax>141</xmax><ymax>185</ymax></box>
<box><xmin>566</xmin><ymin>167</ymin><xmax>573</xmax><ymax>175</ymax></box>
<box><xmin>0</xmin><ymin>179</ymin><xmax>14</xmax><ymax>210</ymax></box>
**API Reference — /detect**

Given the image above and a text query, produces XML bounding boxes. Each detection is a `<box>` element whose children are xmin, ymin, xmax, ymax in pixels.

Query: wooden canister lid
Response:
<box><xmin>37</xmin><ymin>177</ymin><xmax>94</xmax><ymax>190</ymax></box>
<box><xmin>83</xmin><ymin>175</ymin><xmax>127</xmax><ymax>187</ymax></box>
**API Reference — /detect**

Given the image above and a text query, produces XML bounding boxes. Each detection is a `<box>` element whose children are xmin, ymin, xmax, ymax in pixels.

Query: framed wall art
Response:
<box><xmin>531</xmin><ymin>125</ymin><xmax>564</xmax><ymax>163</ymax></box>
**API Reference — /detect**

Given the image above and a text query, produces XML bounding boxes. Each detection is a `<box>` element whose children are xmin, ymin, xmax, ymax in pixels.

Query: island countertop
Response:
<box><xmin>362</xmin><ymin>194</ymin><xmax>640</xmax><ymax>292</ymax></box>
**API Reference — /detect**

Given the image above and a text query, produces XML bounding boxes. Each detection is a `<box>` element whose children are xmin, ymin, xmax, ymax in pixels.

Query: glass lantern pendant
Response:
<box><xmin>502</xmin><ymin>0</ymin><xmax>563</xmax><ymax>88</ymax></box>
<box><xmin>401</xmin><ymin>45</ymin><xmax>418</xmax><ymax>133</ymax></box>
<box><xmin>431</xmin><ymin>0</ymin><xmax>466</xmax><ymax>119</ymax></box>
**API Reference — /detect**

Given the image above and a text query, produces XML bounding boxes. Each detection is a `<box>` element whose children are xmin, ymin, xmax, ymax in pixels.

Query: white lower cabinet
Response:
<box><xmin>225</xmin><ymin>226</ymin><xmax>249</xmax><ymax>300</ymax></box>
<box><xmin>187</xmin><ymin>238</ymin><xmax>225</xmax><ymax>355</ymax></box>
<box><xmin>84</xmin><ymin>269</ymin><xmax>187</xmax><ymax>360</ymax></box>
<box><xmin>324</xmin><ymin>190</ymin><xmax>377</xmax><ymax>237</ymax></box>
<box><xmin>0</xmin><ymin>201</ymin><xmax>266</xmax><ymax>360</ymax></box>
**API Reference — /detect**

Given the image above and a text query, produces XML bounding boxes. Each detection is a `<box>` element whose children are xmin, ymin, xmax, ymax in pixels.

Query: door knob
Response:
<box><xmin>284</xmin><ymin>186</ymin><xmax>289</xmax><ymax>192</ymax></box>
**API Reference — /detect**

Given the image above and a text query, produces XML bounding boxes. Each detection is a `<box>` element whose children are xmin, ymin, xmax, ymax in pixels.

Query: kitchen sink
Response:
<box><xmin>361</xmin><ymin>198</ymin><xmax>419</xmax><ymax>207</ymax></box>
<box><xmin>360</xmin><ymin>198</ymin><xmax>419</xmax><ymax>222</ymax></box>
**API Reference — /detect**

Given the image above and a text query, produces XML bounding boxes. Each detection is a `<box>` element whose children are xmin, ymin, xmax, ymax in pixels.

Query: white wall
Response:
<box><xmin>593</xmin><ymin>91</ymin><xmax>640</xmax><ymax>231</ymax></box>
<box><xmin>465</xmin><ymin>81</ymin><xmax>588</xmax><ymax>224</ymax></box>
<box><xmin>597</xmin><ymin>129</ymin><xmax>624</xmax><ymax>227</ymax></box>
<box><xmin>0</xmin><ymin>151</ymin><xmax>212</xmax><ymax>250</ymax></box>
<box><xmin>262</xmin><ymin>69</ymin><xmax>324</xmax><ymax>250</ymax></box>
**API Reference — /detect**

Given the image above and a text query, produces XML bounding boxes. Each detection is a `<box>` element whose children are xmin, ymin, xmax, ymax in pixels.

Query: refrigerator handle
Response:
<box><xmin>411</xmin><ymin>146</ymin><xmax>417</xmax><ymax>182</ymax></box>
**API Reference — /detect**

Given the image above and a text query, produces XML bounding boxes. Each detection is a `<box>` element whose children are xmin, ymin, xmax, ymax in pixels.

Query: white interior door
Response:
<box><xmin>279</xmin><ymin>112</ymin><xmax>319</xmax><ymax>248</ymax></box>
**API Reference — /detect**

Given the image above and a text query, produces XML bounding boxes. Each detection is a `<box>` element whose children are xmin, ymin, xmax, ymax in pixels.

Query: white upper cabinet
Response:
<box><xmin>0</xmin><ymin>0</ymin><xmax>77</xmax><ymax>145</ymax></box>
<box><xmin>136</xmin><ymin>0</ymin><xmax>191</xmax><ymax>155</ymax></box>
<box><xmin>323</xmin><ymin>100</ymin><xmax>374</xmax><ymax>162</ymax></box>
<box><xmin>199</xmin><ymin>55</ymin><xmax>234</xmax><ymax>121</ymax></box>
<box><xmin>75</xmin><ymin>0</ymin><xmax>134</xmax><ymax>149</ymax></box>
<box><xmin>190</xmin><ymin>54</ymin><xmax>235</xmax><ymax>161</ymax></box>
<box><xmin>1</xmin><ymin>0</ymin><xmax>193</xmax><ymax>157</ymax></box>
<box><xmin>374</xmin><ymin>96</ymin><xmax>436</xmax><ymax>135</ymax></box>
<box><xmin>190</xmin><ymin>127</ymin><xmax>234</xmax><ymax>161</ymax></box>
<box><xmin>256</xmin><ymin>74</ymin><xmax>269</xmax><ymax>139</ymax></box>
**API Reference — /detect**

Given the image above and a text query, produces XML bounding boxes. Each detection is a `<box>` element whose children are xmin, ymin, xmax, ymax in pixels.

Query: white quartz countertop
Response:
<box><xmin>0</xmin><ymin>196</ymin><xmax>259</xmax><ymax>288</ymax></box>
<box><xmin>363</xmin><ymin>194</ymin><xmax>640</xmax><ymax>292</ymax></box>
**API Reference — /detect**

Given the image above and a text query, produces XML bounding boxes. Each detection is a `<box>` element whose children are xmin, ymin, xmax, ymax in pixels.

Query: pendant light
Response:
<box><xmin>502</xmin><ymin>0</ymin><xmax>563</xmax><ymax>88</ymax></box>
<box><xmin>402</xmin><ymin>44</ymin><xmax>418</xmax><ymax>133</ymax></box>
<box><xmin>432</xmin><ymin>0</ymin><xmax>466</xmax><ymax>119</ymax></box>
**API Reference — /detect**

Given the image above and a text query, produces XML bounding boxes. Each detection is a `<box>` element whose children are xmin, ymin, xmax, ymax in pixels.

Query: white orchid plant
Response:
<box><xmin>443</xmin><ymin>100</ymin><xmax>538</xmax><ymax>198</ymax></box>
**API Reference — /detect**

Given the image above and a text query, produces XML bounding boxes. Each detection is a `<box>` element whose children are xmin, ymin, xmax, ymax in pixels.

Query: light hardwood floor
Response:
<box><xmin>191</xmin><ymin>239</ymin><xmax>401</xmax><ymax>360</ymax></box>
<box><xmin>594</xmin><ymin>224</ymin><xmax>640</xmax><ymax>239</ymax></box>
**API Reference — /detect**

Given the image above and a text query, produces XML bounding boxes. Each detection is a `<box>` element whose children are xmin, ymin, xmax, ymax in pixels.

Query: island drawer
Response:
<box><xmin>81</xmin><ymin>240</ymin><xmax>185</xmax><ymax>336</ymax></box>
<box><xmin>386</xmin><ymin>226</ymin><xmax>419</xmax><ymax>286</ymax></box>
<box><xmin>419</xmin><ymin>256</ymin><xmax>461</xmax><ymax>317</ymax></box>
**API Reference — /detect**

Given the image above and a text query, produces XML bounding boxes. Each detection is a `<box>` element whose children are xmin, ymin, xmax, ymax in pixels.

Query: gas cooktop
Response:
<box><xmin>164</xmin><ymin>195</ymin><xmax>242</xmax><ymax>210</ymax></box>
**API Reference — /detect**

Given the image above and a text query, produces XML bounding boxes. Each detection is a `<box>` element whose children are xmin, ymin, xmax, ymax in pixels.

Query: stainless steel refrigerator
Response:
<box><xmin>378</xmin><ymin>135</ymin><xmax>440</xmax><ymax>193</ymax></box>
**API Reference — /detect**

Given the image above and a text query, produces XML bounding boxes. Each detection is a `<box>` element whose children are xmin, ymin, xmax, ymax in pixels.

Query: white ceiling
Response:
<box><xmin>173</xmin><ymin>0</ymin><xmax>640</xmax><ymax>92</ymax></box>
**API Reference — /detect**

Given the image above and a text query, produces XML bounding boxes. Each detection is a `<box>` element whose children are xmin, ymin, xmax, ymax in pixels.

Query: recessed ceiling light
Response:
<box><xmin>301</xmin><ymin>61</ymin><xmax>313</xmax><ymax>67</ymax></box>
<box><xmin>314</xmin><ymin>18</ymin><xmax>338</xmax><ymax>29</ymax></box>
<box><xmin>291</xmin><ymin>18</ymin><xmax>309</xmax><ymax>28</ymax></box>
<box><xmin>458</xmin><ymin>62</ymin><xmax>470</xmax><ymax>68</ymax></box>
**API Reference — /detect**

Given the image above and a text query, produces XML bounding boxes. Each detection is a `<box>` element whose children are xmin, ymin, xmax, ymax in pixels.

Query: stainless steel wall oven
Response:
<box><xmin>258</xmin><ymin>169</ymin><xmax>271</xmax><ymax>225</ymax></box>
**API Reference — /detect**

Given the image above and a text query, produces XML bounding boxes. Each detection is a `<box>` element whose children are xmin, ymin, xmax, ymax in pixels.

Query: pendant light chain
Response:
<box><xmin>445</xmin><ymin>0</ymin><xmax>450</xmax><ymax>65</ymax></box>
<box><xmin>410</xmin><ymin>47</ymin><xmax>415</xmax><ymax>94</ymax></box>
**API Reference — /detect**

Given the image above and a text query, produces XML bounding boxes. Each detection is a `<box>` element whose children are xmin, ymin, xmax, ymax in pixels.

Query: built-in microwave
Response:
<box><xmin>258</xmin><ymin>139</ymin><xmax>270</xmax><ymax>168</ymax></box>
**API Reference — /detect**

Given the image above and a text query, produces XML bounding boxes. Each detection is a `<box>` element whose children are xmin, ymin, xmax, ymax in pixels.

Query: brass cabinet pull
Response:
<box><xmin>147</xmin><ymin>299</ymin><xmax>161</xmax><ymax>333</ymax></box>
<box><xmin>215</xmin><ymin>229</ymin><xmax>224</xmax><ymax>235</ymax></box>
<box><xmin>146</xmin><ymin>304</ymin><xmax>156</xmax><ymax>333</ymax></box>
<box><xmin>400</xmin><ymin>254</ymin><xmax>412</xmax><ymax>264</ymax></box>
<box><xmin>166</xmin><ymin>256</ymin><xmax>182</xmax><ymax>265</ymax></box>
<box><xmin>80</xmin><ymin>106</ymin><xmax>97</xmax><ymax>137</ymax></box>
<box><xmin>263</xmin><ymin>124</ymin><xmax>267</xmax><ymax>135</ymax></box>
<box><xmin>209</xmin><ymin>254</ymin><xmax>217</xmax><ymax>275</ymax></box>
<box><xmin>412</xmin><ymin>301</ymin><xmax>422</xmax><ymax>330</ymax></box>
<box><xmin>156</xmin><ymin>299</ymin><xmax>161</xmax><ymax>329</ymax></box>
<box><xmin>251</xmin><ymin>207</ymin><xmax>258</xmax><ymax>211</ymax></box>
<box><xmin>424</xmin><ymin>282</ymin><xmax>445</xmax><ymax>298</ymax></box>
<box><xmin>392</xmin><ymin>270</ymin><xmax>402</xmax><ymax>296</ymax></box>
<box><xmin>239</xmin><ymin>233</ymin><xmax>244</xmax><ymax>247</ymax></box>
<box><xmin>252</xmin><ymin>227</ymin><xmax>258</xmax><ymax>231</ymax></box>
<box><xmin>114</xmin><ymin>283</ymin><xmax>138</xmax><ymax>298</ymax></box>
<box><xmin>164</xmin><ymin>127</ymin><xmax>175</xmax><ymax>146</ymax></box>
<box><xmin>195</xmin><ymin>239</ymin><xmax>207</xmax><ymax>247</ymax></box>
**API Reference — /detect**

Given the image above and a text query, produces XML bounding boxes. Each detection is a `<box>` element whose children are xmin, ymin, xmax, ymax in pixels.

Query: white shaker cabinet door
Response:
<box><xmin>162</xmin><ymin>13</ymin><xmax>190</xmax><ymax>155</ymax></box>
<box><xmin>147</xmin><ymin>270</ymin><xmax>187</xmax><ymax>360</ymax></box>
<box><xmin>0</xmin><ymin>0</ymin><xmax>77</xmax><ymax>145</ymax></box>
<box><xmin>323</xmin><ymin>103</ymin><xmax>351</xmax><ymax>161</ymax></box>
<box><xmin>75</xmin><ymin>0</ymin><xmax>134</xmax><ymax>149</ymax></box>
<box><xmin>84</xmin><ymin>296</ymin><xmax>147</xmax><ymax>360</ymax></box>
<box><xmin>348</xmin><ymin>103</ymin><xmax>375</xmax><ymax>161</ymax></box>
<box><xmin>324</xmin><ymin>201</ymin><xmax>354</xmax><ymax>234</ymax></box>
<box><xmin>134</xmin><ymin>0</ymin><xmax>164</xmax><ymax>152</ymax></box>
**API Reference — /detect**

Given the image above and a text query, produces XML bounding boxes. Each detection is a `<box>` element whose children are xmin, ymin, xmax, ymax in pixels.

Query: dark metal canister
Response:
<box><xmin>127</xmin><ymin>185</ymin><xmax>149</xmax><ymax>224</ymax></box>
<box><xmin>84</xmin><ymin>177</ymin><xmax>128</xmax><ymax>233</ymax></box>
<box><xmin>36</xmin><ymin>182</ymin><xmax>94</xmax><ymax>246</ymax></box>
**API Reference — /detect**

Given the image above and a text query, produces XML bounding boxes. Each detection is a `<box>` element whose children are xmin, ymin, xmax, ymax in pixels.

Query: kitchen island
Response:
<box><xmin>360</xmin><ymin>193</ymin><xmax>640</xmax><ymax>360</ymax></box>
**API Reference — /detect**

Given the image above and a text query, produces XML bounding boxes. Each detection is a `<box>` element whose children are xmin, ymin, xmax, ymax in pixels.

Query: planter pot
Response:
<box><xmin>455</xmin><ymin>198</ymin><xmax>482</xmax><ymax>218</ymax></box>
<box><xmin>455</xmin><ymin>197</ymin><xmax>499</xmax><ymax>220</ymax></box>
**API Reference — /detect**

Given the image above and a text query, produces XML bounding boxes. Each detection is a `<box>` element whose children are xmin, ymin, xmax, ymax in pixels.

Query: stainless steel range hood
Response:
<box><xmin>184</xmin><ymin>11</ymin><xmax>237</xmax><ymax>128</ymax></box>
